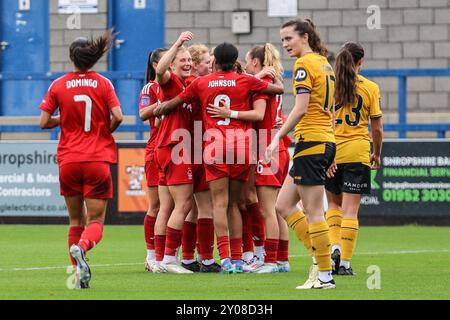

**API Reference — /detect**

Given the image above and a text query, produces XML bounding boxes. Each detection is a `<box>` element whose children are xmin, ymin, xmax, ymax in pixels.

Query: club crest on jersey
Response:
<box><xmin>141</xmin><ymin>95</ymin><xmax>150</xmax><ymax>106</ymax></box>
<box><xmin>295</xmin><ymin>68</ymin><xmax>307</xmax><ymax>82</ymax></box>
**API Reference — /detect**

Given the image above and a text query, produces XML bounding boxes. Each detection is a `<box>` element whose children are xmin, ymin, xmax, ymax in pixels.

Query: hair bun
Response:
<box><xmin>305</xmin><ymin>19</ymin><xmax>316</xmax><ymax>29</ymax></box>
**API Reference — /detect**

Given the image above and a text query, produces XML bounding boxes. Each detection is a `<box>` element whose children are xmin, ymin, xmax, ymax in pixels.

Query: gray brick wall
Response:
<box><xmin>49</xmin><ymin>0</ymin><xmax>108</xmax><ymax>72</ymax></box>
<box><xmin>48</xmin><ymin>0</ymin><xmax>450</xmax><ymax>115</ymax></box>
<box><xmin>164</xmin><ymin>0</ymin><xmax>450</xmax><ymax>114</ymax></box>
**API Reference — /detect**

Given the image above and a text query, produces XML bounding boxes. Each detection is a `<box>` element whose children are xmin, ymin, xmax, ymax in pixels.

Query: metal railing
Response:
<box><xmin>1</xmin><ymin>68</ymin><xmax>450</xmax><ymax>140</ymax></box>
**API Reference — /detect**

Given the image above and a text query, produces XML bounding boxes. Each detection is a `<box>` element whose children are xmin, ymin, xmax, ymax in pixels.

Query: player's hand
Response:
<box><xmin>153</xmin><ymin>102</ymin><xmax>165</xmax><ymax>117</ymax></box>
<box><xmin>326</xmin><ymin>160</ymin><xmax>337</xmax><ymax>178</ymax></box>
<box><xmin>153</xmin><ymin>105</ymin><xmax>161</xmax><ymax>117</ymax></box>
<box><xmin>371</xmin><ymin>153</ymin><xmax>381</xmax><ymax>170</ymax></box>
<box><xmin>176</xmin><ymin>31</ymin><xmax>193</xmax><ymax>47</ymax></box>
<box><xmin>255</xmin><ymin>66</ymin><xmax>276</xmax><ymax>79</ymax></box>
<box><xmin>207</xmin><ymin>103</ymin><xmax>230</xmax><ymax>118</ymax></box>
<box><xmin>265</xmin><ymin>140</ymin><xmax>279</xmax><ymax>163</ymax></box>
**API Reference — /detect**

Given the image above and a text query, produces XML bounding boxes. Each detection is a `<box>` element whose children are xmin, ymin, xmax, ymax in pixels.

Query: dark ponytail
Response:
<box><xmin>69</xmin><ymin>29</ymin><xmax>114</xmax><ymax>71</ymax></box>
<box><xmin>146</xmin><ymin>48</ymin><xmax>168</xmax><ymax>83</ymax></box>
<box><xmin>334</xmin><ymin>42</ymin><xmax>365</xmax><ymax>106</ymax></box>
<box><xmin>214</xmin><ymin>42</ymin><xmax>239</xmax><ymax>71</ymax></box>
<box><xmin>281</xmin><ymin>19</ymin><xmax>328</xmax><ymax>57</ymax></box>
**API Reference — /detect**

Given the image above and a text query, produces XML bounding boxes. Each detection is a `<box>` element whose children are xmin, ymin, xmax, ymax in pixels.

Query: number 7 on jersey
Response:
<box><xmin>74</xmin><ymin>95</ymin><xmax>92</xmax><ymax>132</ymax></box>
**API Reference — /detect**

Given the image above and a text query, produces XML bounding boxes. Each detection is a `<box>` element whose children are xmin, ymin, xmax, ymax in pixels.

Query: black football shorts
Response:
<box><xmin>325</xmin><ymin>162</ymin><xmax>371</xmax><ymax>195</ymax></box>
<box><xmin>289</xmin><ymin>141</ymin><xmax>336</xmax><ymax>186</ymax></box>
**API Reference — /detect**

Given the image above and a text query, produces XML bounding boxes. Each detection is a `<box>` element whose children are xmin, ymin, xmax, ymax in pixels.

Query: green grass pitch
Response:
<box><xmin>0</xmin><ymin>225</ymin><xmax>449</xmax><ymax>300</ymax></box>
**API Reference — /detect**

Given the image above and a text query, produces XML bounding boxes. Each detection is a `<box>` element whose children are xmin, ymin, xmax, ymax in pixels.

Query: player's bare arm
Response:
<box><xmin>370</xmin><ymin>116</ymin><xmax>383</xmax><ymax>169</ymax></box>
<box><xmin>263</xmin><ymin>77</ymin><xmax>284</xmax><ymax>95</ymax></box>
<box><xmin>154</xmin><ymin>96</ymin><xmax>184</xmax><ymax>117</ymax></box>
<box><xmin>110</xmin><ymin>106</ymin><xmax>123</xmax><ymax>133</ymax></box>
<box><xmin>140</xmin><ymin>102</ymin><xmax>159</xmax><ymax>121</ymax></box>
<box><xmin>265</xmin><ymin>93</ymin><xmax>309</xmax><ymax>161</ymax></box>
<box><xmin>156</xmin><ymin>31</ymin><xmax>193</xmax><ymax>85</ymax></box>
<box><xmin>207</xmin><ymin>99</ymin><xmax>266</xmax><ymax>122</ymax></box>
<box><xmin>39</xmin><ymin>111</ymin><xmax>60</xmax><ymax>129</ymax></box>
<box><xmin>254</xmin><ymin>66</ymin><xmax>276</xmax><ymax>80</ymax></box>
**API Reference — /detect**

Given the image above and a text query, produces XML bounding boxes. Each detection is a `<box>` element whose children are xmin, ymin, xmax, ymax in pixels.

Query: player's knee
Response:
<box><xmin>275</xmin><ymin>203</ymin><xmax>290</xmax><ymax>219</ymax></box>
<box><xmin>147</xmin><ymin>205</ymin><xmax>159</xmax><ymax>217</ymax></box>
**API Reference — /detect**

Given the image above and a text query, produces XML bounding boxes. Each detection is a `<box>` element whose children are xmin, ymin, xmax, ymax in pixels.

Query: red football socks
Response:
<box><xmin>277</xmin><ymin>239</ymin><xmax>289</xmax><ymax>262</ymax></box>
<box><xmin>68</xmin><ymin>226</ymin><xmax>84</xmax><ymax>267</ymax></box>
<box><xmin>197</xmin><ymin>218</ymin><xmax>214</xmax><ymax>260</ymax></box>
<box><xmin>78</xmin><ymin>222</ymin><xmax>103</xmax><ymax>253</ymax></box>
<box><xmin>240</xmin><ymin>208</ymin><xmax>254</xmax><ymax>253</ymax></box>
<box><xmin>182</xmin><ymin>221</ymin><xmax>197</xmax><ymax>260</ymax></box>
<box><xmin>230</xmin><ymin>238</ymin><xmax>243</xmax><ymax>261</ymax></box>
<box><xmin>247</xmin><ymin>203</ymin><xmax>265</xmax><ymax>247</ymax></box>
<box><xmin>154</xmin><ymin>235</ymin><xmax>166</xmax><ymax>262</ymax></box>
<box><xmin>217</xmin><ymin>235</ymin><xmax>230</xmax><ymax>260</ymax></box>
<box><xmin>264</xmin><ymin>238</ymin><xmax>279</xmax><ymax>264</ymax></box>
<box><xmin>144</xmin><ymin>215</ymin><xmax>156</xmax><ymax>250</ymax></box>
<box><xmin>164</xmin><ymin>227</ymin><xmax>182</xmax><ymax>257</ymax></box>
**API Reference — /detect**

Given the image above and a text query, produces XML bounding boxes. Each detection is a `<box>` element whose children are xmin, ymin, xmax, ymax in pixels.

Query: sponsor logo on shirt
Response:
<box><xmin>294</xmin><ymin>68</ymin><xmax>307</xmax><ymax>82</ymax></box>
<box><xmin>141</xmin><ymin>95</ymin><xmax>150</xmax><ymax>106</ymax></box>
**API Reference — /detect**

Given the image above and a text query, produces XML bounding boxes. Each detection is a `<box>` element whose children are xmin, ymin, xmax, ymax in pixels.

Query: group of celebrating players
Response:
<box><xmin>39</xmin><ymin>17</ymin><xmax>383</xmax><ymax>290</ymax></box>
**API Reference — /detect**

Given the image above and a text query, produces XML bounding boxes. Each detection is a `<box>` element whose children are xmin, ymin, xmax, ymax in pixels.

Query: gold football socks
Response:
<box><xmin>325</xmin><ymin>208</ymin><xmax>343</xmax><ymax>251</ymax></box>
<box><xmin>340</xmin><ymin>218</ymin><xmax>359</xmax><ymax>267</ymax></box>
<box><xmin>287</xmin><ymin>211</ymin><xmax>313</xmax><ymax>255</ymax></box>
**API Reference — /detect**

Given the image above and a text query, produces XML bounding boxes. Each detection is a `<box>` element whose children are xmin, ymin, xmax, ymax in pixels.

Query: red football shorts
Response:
<box><xmin>59</xmin><ymin>162</ymin><xmax>113</xmax><ymax>199</ymax></box>
<box><xmin>156</xmin><ymin>146</ymin><xmax>193</xmax><ymax>186</ymax></box>
<box><xmin>193</xmin><ymin>163</ymin><xmax>209</xmax><ymax>193</ymax></box>
<box><xmin>205</xmin><ymin>163</ymin><xmax>251</xmax><ymax>182</ymax></box>
<box><xmin>145</xmin><ymin>153</ymin><xmax>159</xmax><ymax>188</ymax></box>
<box><xmin>255</xmin><ymin>148</ymin><xmax>290</xmax><ymax>187</ymax></box>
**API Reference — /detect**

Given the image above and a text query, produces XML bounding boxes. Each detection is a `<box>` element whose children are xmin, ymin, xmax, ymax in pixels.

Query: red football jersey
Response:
<box><xmin>279</xmin><ymin>113</ymin><xmax>292</xmax><ymax>151</ymax></box>
<box><xmin>40</xmin><ymin>71</ymin><xmax>120</xmax><ymax>166</ymax></box>
<box><xmin>179</xmin><ymin>71</ymin><xmax>269</xmax><ymax>139</ymax></box>
<box><xmin>183</xmin><ymin>74</ymin><xmax>202</xmax><ymax>123</ymax></box>
<box><xmin>156</xmin><ymin>72</ymin><xmax>192</xmax><ymax>148</ymax></box>
<box><xmin>139</xmin><ymin>81</ymin><xmax>164</xmax><ymax>160</ymax></box>
<box><xmin>252</xmin><ymin>76</ymin><xmax>280</xmax><ymax>150</ymax></box>
<box><xmin>185</xmin><ymin>75</ymin><xmax>197</xmax><ymax>86</ymax></box>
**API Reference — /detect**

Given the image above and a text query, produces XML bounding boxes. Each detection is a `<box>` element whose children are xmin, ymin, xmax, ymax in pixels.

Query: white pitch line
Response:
<box><xmin>289</xmin><ymin>248</ymin><xmax>450</xmax><ymax>258</ymax></box>
<box><xmin>0</xmin><ymin>262</ymin><xmax>142</xmax><ymax>272</ymax></box>
<box><xmin>0</xmin><ymin>249</ymin><xmax>449</xmax><ymax>272</ymax></box>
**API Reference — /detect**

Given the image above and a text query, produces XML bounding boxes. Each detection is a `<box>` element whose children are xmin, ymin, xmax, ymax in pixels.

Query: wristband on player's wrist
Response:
<box><xmin>230</xmin><ymin>111</ymin><xmax>239</xmax><ymax>119</ymax></box>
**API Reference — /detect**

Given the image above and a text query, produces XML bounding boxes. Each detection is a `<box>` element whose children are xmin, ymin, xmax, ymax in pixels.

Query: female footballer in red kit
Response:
<box><xmin>39</xmin><ymin>30</ymin><xmax>123</xmax><ymax>289</ymax></box>
<box><xmin>152</xmin><ymin>31</ymin><xmax>195</xmax><ymax>273</ymax></box>
<box><xmin>140</xmin><ymin>48</ymin><xmax>167</xmax><ymax>272</ymax></box>
<box><xmin>155</xmin><ymin>42</ymin><xmax>284</xmax><ymax>273</ymax></box>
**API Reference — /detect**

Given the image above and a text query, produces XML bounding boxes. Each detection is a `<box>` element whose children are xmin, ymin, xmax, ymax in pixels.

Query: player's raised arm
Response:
<box><xmin>156</xmin><ymin>31</ymin><xmax>193</xmax><ymax>85</ymax></box>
